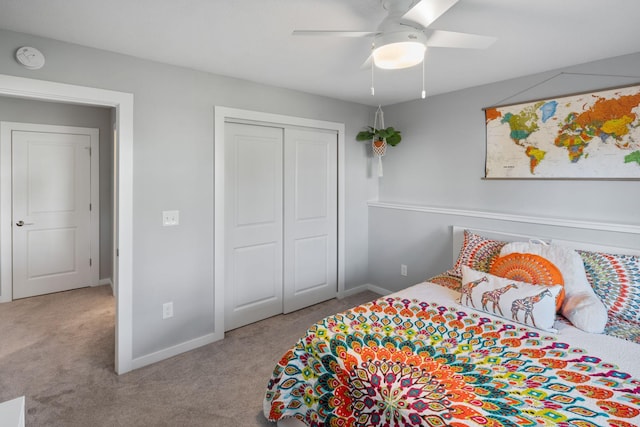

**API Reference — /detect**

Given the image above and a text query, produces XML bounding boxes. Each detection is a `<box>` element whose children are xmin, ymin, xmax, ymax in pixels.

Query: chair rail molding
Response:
<box><xmin>368</xmin><ymin>201</ymin><xmax>640</xmax><ymax>235</ymax></box>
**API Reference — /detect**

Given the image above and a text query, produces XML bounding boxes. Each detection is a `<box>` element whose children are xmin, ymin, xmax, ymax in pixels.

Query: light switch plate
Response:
<box><xmin>163</xmin><ymin>302</ymin><xmax>173</xmax><ymax>319</ymax></box>
<box><xmin>162</xmin><ymin>210</ymin><xmax>179</xmax><ymax>226</ymax></box>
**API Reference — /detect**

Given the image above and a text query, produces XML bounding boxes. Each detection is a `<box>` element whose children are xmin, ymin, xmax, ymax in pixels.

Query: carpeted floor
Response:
<box><xmin>0</xmin><ymin>285</ymin><xmax>379</xmax><ymax>426</ymax></box>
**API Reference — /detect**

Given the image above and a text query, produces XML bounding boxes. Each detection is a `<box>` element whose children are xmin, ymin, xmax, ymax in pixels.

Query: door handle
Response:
<box><xmin>15</xmin><ymin>220</ymin><xmax>34</xmax><ymax>227</ymax></box>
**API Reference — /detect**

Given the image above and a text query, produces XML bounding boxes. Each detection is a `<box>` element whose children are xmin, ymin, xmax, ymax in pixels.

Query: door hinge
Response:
<box><xmin>89</xmin><ymin>203</ymin><xmax>92</xmax><ymax>211</ymax></box>
<box><xmin>89</xmin><ymin>258</ymin><xmax>92</xmax><ymax>266</ymax></box>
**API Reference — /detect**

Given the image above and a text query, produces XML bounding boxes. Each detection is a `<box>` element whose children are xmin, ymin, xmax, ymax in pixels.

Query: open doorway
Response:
<box><xmin>1</xmin><ymin>101</ymin><xmax>110</xmax><ymax>299</ymax></box>
<box><xmin>0</xmin><ymin>74</ymin><xmax>133</xmax><ymax>374</ymax></box>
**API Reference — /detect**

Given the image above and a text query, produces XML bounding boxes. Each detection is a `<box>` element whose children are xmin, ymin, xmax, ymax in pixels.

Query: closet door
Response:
<box><xmin>283</xmin><ymin>128</ymin><xmax>337</xmax><ymax>313</ymax></box>
<box><xmin>224</xmin><ymin>123</ymin><xmax>284</xmax><ymax>330</ymax></box>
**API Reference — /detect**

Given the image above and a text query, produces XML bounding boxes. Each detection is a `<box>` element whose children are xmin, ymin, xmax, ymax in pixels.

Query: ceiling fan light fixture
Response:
<box><xmin>372</xmin><ymin>31</ymin><xmax>427</xmax><ymax>69</ymax></box>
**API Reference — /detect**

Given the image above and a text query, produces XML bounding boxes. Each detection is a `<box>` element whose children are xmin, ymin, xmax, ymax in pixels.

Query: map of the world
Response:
<box><xmin>485</xmin><ymin>84</ymin><xmax>640</xmax><ymax>178</ymax></box>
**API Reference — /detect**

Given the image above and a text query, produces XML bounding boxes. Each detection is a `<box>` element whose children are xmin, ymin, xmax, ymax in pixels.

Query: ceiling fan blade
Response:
<box><xmin>426</xmin><ymin>30</ymin><xmax>496</xmax><ymax>49</ymax></box>
<box><xmin>292</xmin><ymin>30</ymin><xmax>376</xmax><ymax>38</ymax></box>
<box><xmin>402</xmin><ymin>0</ymin><xmax>458</xmax><ymax>28</ymax></box>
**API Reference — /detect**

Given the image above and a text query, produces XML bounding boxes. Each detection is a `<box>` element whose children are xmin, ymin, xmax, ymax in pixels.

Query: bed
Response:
<box><xmin>264</xmin><ymin>227</ymin><xmax>640</xmax><ymax>426</ymax></box>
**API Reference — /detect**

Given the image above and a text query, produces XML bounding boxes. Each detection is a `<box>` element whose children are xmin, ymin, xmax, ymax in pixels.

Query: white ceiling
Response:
<box><xmin>2</xmin><ymin>0</ymin><xmax>640</xmax><ymax>106</ymax></box>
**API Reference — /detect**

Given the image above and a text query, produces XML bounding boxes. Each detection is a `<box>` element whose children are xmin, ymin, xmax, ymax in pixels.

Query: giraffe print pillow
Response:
<box><xmin>461</xmin><ymin>265</ymin><xmax>563</xmax><ymax>332</ymax></box>
<box><xmin>501</xmin><ymin>242</ymin><xmax>608</xmax><ymax>334</ymax></box>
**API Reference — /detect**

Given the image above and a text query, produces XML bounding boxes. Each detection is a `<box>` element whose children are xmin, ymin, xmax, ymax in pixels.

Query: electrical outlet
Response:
<box><xmin>163</xmin><ymin>302</ymin><xmax>174</xmax><ymax>319</ymax></box>
<box><xmin>162</xmin><ymin>210</ymin><xmax>179</xmax><ymax>226</ymax></box>
<box><xmin>401</xmin><ymin>264</ymin><xmax>408</xmax><ymax>276</ymax></box>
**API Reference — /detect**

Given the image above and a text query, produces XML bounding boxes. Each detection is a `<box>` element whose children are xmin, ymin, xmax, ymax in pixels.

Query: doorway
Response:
<box><xmin>0</xmin><ymin>74</ymin><xmax>134</xmax><ymax>374</ymax></box>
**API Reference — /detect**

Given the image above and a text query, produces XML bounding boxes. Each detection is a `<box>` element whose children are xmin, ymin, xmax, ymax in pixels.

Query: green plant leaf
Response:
<box><xmin>386</xmin><ymin>133</ymin><xmax>401</xmax><ymax>146</ymax></box>
<box><xmin>356</xmin><ymin>130</ymin><xmax>374</xmax><ymax>141</ymax></box>
<box><xmin>355</xmin><ymin>125</ymin><xmax>401</xmax><ymax>145</ymax></box>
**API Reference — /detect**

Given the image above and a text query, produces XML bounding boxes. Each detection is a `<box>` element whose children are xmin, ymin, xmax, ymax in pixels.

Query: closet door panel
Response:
<box><xmin>225</xmin><ymin>123</ymin><xmax>284</xmax><ymax>330</ymax></box>
<box><xmin>294</xmin><ymin>141</ymin><xmax>328</xmax><ymax>221</ymax></box>
<box><xmin>293</xmin><ymin>236</ymin><xmax>329</xmax><ymax>292</ymax></box>
<box><xmin>283</xmin><ymin>128</ymin><xmax>337</xmax><ymax>313</ymax></box>
<box><xmin>232</xmin><ymin>243</ymin><xmax>279</xmax><ymax>307</ymax></box>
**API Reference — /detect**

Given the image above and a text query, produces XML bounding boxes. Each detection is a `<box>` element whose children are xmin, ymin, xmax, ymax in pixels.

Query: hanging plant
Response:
<box><xmin>355</xmin><ymin>126</ymin><xmax>402</xmax><ymax>146</ymax></box>
<box><xmin>356</xmin><ymin>106</ymin><xmax>400</xmax><ymax>177</ymax></box>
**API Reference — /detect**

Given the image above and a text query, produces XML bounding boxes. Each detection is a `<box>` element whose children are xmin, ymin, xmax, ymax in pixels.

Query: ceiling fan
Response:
<box><xmin>293</xmin><ymin>0</ymin><xmax>496</xmax><ymax>70</ymax></box>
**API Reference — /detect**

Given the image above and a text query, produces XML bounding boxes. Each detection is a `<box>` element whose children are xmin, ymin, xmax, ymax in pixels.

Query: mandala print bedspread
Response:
<box><xmin>264</xmin><ymin>295</ymin><xmax>640</xmax><ymax>426</ymax></box>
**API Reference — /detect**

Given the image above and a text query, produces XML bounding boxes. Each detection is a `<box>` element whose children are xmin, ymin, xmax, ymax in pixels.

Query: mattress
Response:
<box><xmin>264</xmin><ymin>281</ymin><xmax>640</xmax><ymax>426</ymax></box>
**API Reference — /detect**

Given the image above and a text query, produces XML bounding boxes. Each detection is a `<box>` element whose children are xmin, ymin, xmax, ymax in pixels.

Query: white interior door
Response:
<box><xmin>12</xmin><ymin>129</ymin><xmax>94</xmax><ymax>299</ymax></box>
<box><xmin>283</xmin><ymin>128</ymin><xmax>337</xmax><ymax>313</ymax></box>
<box><xmin>224</xmin><ymin>122</ymin><xmax>284</xmax><ymax>330</ymax></box>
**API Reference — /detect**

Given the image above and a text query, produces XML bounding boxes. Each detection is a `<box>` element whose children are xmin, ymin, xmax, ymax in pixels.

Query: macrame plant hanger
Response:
<box><xmin>373</xmin><ymin>105</ymin><xmax>386</xmax><ymax>177</ymax></box>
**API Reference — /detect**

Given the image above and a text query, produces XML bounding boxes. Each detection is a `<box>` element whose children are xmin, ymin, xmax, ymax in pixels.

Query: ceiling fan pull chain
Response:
<box><xmin>371</xmin><ymin>56</ymin><xmax>375</xmax><ymax>96</ymax></box>
<box><xmin>421</xmin><ymin>52</ymin><xmax>426</xmax><ymax>99</ymax></box>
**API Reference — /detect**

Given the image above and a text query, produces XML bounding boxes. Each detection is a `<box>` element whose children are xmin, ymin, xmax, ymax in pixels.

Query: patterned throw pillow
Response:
<box><xmin>461</xmin><ymin>266</ymin><xmax>561</xmax><ymax>332</ymax></box>
<box><xmin>579</xmin><ymin>250</ymin><xmax>640</xmax><ymax>323</ymax></box>
<box><xmin>427</xmin><ymin>272</ymin><xmax>462</xmax><ymax>291</ymax></box>
<box><xmin>490</xmin><ymin>252</ymin><xmax>565</xmax><ymax>311</ymax></box>
<box><xmin>501</xmin><ymin>241</ymin><xmax>608</xmax><ymax>334</ymax></box>
<box><xmin>604</xmin><ymin>316</ymin><xmax>640</xmax><ymax>344</ymax></box>
<box><xmin>449</xmin><ymin>230</ymin><xmax>507</xmax><ymax>278</ymax></box>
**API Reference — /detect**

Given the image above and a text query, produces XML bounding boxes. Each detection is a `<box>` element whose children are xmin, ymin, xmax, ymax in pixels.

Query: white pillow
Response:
<box><xmin>461</xmin><ymin>266</ymin><xmax>561</xmax><ymax>332</ymax></box>
<box><xmin>500</xmin><ymin>242</ymin><xmax>607</xmax><ymax>333</ymax></box>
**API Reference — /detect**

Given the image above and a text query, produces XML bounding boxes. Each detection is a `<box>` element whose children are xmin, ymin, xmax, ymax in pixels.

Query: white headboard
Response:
<box><xmin>452</xmin><ymin>225</ymin><xmax>640</xmax><ymax>265</ymax></box>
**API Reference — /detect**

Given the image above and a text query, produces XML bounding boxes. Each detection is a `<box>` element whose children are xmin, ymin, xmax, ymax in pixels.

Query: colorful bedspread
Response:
<box><xmin>264</xmin><ymin>284</ymin><xmax>640</xmax><ymax>426</ymax></box>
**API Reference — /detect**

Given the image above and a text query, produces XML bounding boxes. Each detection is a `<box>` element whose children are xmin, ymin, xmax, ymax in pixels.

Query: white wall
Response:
<box><xmin>0</xmin><ymin>29</ymin><xmax>376</xmax><ymax>360</ymax></box>
<box><xmin>368</xmin><ymin>52</ymin><xmax>640</xmax><ymax>291</ymax></box>
<box><xmin>0</xmin><ymin>97</ymin><xmax>113</xmax><ymax>282</ymax></box>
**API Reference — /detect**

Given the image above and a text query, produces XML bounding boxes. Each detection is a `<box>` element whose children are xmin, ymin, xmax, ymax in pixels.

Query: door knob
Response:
<box><xmin>15</xmin><ymin>220</ymin><xmax>34</xmax><ymax>227</ymax></box>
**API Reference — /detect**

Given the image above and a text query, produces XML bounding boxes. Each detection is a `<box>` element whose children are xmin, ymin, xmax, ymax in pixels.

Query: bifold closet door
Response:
<box><xmin>224</xmin><ymin>123</ymin><xmax>284</xmax><ymax>330</ymax></box>
<box><xmin>283</xmin><ymin>128</ymin><xmax>337</xmax><ymax>313</ymax></box>
<box><xmin>224</xmin><ymin>122</ymin><xmax>337</xmax><ymax>330</ymax></box>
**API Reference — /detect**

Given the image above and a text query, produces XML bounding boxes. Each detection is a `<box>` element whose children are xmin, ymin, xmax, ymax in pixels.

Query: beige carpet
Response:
<box><xmin>0</xmin><ymin>285</ymin><xmax>378</xmax><ymax>426</ymax></box>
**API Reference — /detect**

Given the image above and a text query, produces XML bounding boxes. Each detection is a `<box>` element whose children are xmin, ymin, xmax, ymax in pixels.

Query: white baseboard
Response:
<box><xmin>132</xmin><ymin>284</ymin><xmax>391</xmax><ymax>372</ymax></box>
<box><xmin>98</xmin><ymin>278</ymin><xmax>112</xmax><ymax>286</ymax></box>
<box><xmin>97</xmin><ymin>278</ymin><xmax>114</xmax><ymax>294</ymax></box>
<box><xmin>340</xmin><ymin>283</ymin><xmax>393</xmax><ymax>298</ymax></box>
<box><xmin>131</xmin><ymin>332</ymin><xmax>222</xmax><ymax>371</ymax></box>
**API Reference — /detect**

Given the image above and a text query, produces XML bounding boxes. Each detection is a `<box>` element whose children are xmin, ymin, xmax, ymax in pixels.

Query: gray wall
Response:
<box><xmin>0</xmin><ymin>29</ymin><xmax>376</xmax><ymax>360</ymax></box>
<box><xmin>368</xmin><ymin>207</ymin><xmax>640</xmax><ymax>292</ymax></box>
<box><xmin>0</xmin><ymin>96</ymin><xmax>113</xmax><ymax>281</ymax></box>
<box><xmin>368</xmin><ymin>52</ymin><xmax>640</xmax><ymax>291</ymax></box>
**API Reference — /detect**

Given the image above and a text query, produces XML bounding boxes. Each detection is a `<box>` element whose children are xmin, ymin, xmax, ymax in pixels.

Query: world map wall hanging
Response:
<box><xmin>484</xmin><ymin>83</ymin><xmax>640</xmax><ymax>179</ymax></box>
